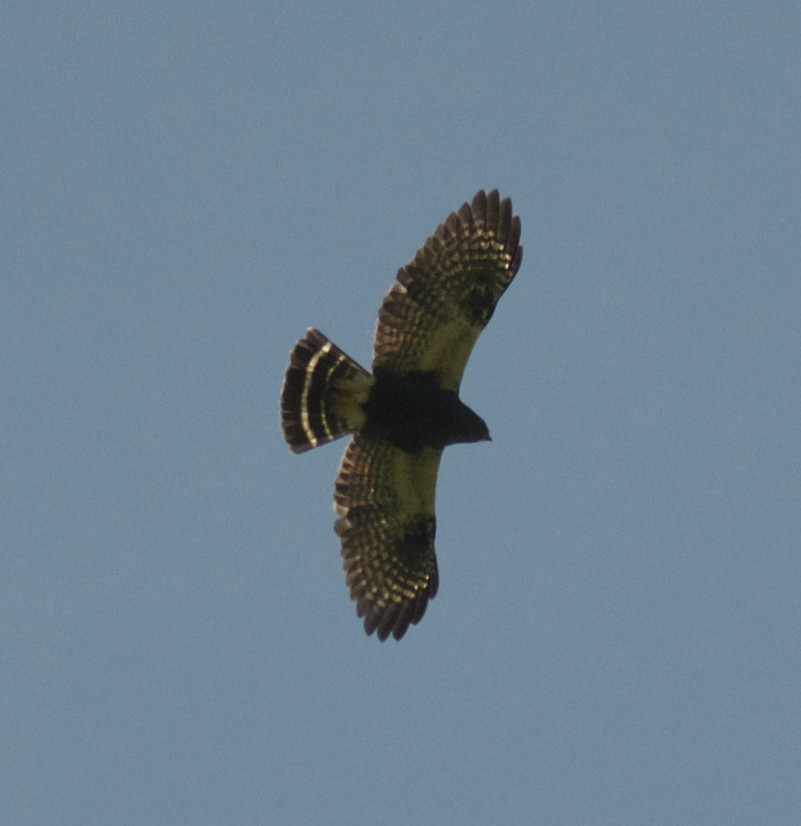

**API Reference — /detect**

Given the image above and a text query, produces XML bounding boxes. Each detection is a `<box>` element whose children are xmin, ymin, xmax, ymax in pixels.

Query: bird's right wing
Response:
<box><xmin>372</xmin><ymin>189</ymin><xmax>522</xmax><ymax>391</ymax></box>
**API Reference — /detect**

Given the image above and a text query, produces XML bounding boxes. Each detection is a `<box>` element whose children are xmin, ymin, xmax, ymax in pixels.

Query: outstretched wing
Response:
<box><xmin>334</xmin><ymin>434</ymin><xmax>441</xmax><ymax>641</ymax></box>
<box><xmin>372</xmin><ymin>189</ymin><xmax>523</xmax><ymax>391</ymax></box>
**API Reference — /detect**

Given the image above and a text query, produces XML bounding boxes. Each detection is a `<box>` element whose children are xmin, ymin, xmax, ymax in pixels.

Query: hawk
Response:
<box><xmin>280</xmin><ymin>190</ymin><xmax>522</xmax><ymax>641</ymax></box>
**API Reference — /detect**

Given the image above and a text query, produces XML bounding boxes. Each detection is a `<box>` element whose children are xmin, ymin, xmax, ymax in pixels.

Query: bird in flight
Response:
<box><xmin>280</xmin><ymin>190</ymin><xmax>523</xmax><ymax>641</ymax></box>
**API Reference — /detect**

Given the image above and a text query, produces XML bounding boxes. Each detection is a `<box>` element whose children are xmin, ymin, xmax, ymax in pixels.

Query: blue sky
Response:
<box><xmin>3</xmin><ymin>2</ymin><xmax>800</xmax><ymax>823</ymax></box>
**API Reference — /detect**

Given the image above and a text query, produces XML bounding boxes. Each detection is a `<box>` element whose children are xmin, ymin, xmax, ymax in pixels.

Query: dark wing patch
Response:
<box><xmin>334</xmin><ymin>434</ymin><xmax>441</xmax><ymax>640</ymax></box>
<box><xmin>372</xmin><ymin>189</ymin><xmax>522</xmax><ymax>391</ymax></box>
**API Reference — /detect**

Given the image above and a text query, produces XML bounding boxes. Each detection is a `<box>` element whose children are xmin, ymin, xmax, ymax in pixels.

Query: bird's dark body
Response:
<box><xmin>363</xmin><ymin>370</ymin><xmax>489</xmax><ymax>453</ymax></box>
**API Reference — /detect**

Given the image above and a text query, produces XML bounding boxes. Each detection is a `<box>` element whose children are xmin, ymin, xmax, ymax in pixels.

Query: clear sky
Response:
<box><xmin>3</xmin><ymin>2</ymin><xmax>800</xmax><ymax>824</ymax></box>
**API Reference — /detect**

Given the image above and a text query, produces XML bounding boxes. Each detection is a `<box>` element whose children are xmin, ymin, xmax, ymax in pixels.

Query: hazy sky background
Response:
<box><xmin>3</xmin><ymin>2</ymin><xmax>800</xmax><ymax>824</ymax></box>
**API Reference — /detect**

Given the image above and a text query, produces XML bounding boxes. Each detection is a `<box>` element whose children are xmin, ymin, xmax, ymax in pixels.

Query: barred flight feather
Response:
<box><xmin>280</xmin><ymin>329</ymin><xmax>371</xmax><ymax>453</ymax></box>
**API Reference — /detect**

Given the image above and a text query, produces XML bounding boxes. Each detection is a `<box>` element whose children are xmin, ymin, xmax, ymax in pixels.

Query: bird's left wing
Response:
<box><xmin>334</xmin><ymin>434</ymin><xmax>441</xmax><ymax>641</ymax></box>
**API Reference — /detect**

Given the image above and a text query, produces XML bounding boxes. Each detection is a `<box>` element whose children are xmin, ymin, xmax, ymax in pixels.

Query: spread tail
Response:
<box><xmin>280</xmin><ymin>329</ymin><xmax>373</xmax><ymax>453</ymax></box>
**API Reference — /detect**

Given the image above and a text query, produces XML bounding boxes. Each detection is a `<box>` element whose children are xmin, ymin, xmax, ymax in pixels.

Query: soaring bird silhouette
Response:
<box><xmin>281</xmin><ymin>190</ymin><xmax>522</xmax><ymax>640</ymax></box>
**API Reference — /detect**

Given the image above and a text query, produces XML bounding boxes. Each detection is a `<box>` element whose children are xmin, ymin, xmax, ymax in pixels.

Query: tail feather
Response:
<box><xmin>280</xmin><ymin>329</ymin><xmax>372</xmax><ymax>453</ymax></box>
